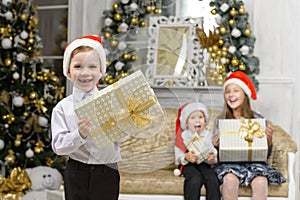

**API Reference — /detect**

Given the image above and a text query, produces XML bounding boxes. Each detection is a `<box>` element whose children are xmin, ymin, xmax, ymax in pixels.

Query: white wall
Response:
<box><xmin>68</xmin><ymin>0</ymin><xmax>300</xmax><ymax>197</ymax></box>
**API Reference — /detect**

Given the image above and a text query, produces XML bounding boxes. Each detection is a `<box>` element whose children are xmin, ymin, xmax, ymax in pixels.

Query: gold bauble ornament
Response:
<box><xmin>104</xmin><ymin>32</ymin><xmax>111</xmax><ymax>39</ymax></box>
<box><xmin>231</xmin><ymin>57</ymin><xmax>239</xmax><ymax>66</ymax></box>
<box><xmin>20</xmin><ymin>13</ymin><xmax>28</xmax><ymax>21</ymax></box>
<box><xmin>23</xmin><ymin>111</ymin><xmax>29</xmax><ymax>118</ymax></box>
<box><xmin>131</xmin><ymin>55</ymin><xmax>137</xmax><ymax>61</ymax></box>
<box><xmin>0</xmin><ymin>27</ymin><xmax>5</xmax><ymax>34</ymax></box>
<box><xmin>104</xmin><ymin>75</ymin><xmax>113</xmax><ymax>83</ymax></box>
<box><xmin>146</xmin><ymin>5</ymin><xmax>153</xmax><ymax>13</ymax></box>
<box><xmin>219</xmin><ymin>27</ymin><xmax>227</xmax><ymax>35</ymax></box>
<box><xmin>110</xmin><ymin>39</ymin><xmax>118</xmax><ymax>47</ymax></box>
<box><xmin>123</xmin><ymin>53</ymin><xmax>131</xmax><ymax>61</ymax></box>
<box><xmin>238</xmin><ymin>6</ymin><xmax>246</xmax><ymax>14</ymax></box>
<box><xmin>28</xmin><ymin>38</ymin><xmax>35</xmax><ymax>44</ymax></box>
<box><xmin>4</xmin><ymin>58</ymin><xmax>11</xmax><ymax>67</ymax></box>
<box><xmin>113</xmin><ymin>3</ymin><xmax>119</xmax><ymax>10</ymax></box>
<box><xmin>29</xmin><ymin>91</ymin><xmax>38</xmax><ymax>99</ymax></box>
<box><xmin>154</xmin><ymin>8</ymin><xmax>161</xmax><ymax>14</ymax></box>
<box><xmin>139</xmin><ymin>20</ymin><xmax>146</xmax><ymax>27</ymax></box>
<box><xmin>114</xmin><ymin>13</ymin><xmax>122</xmax><ymax>21</ymax></box>
<box><xmin>211</xmin><ymin>9</ymin><xmax>217</xmax><ymax>15</ymax></box>
<box><xmin>239</xmin><ymin>63</ymin><xmax>246</xmax><ymax>70</ymax></box>
<box><xmin>229</xmin><ymin>19</ymin><xmax>235</xmax><ymax>26</ymax></box>
<box><xmin>218</xmin><ymin>39</ymin><xmax>224</xmax><ymax>46</ymax></box>
<box><xmin>52</xmin><ymin>75</ymin><xmax>60</xmax><ymax>85</ymax></box>
<box><xmin>131</xmin><ymin>17</ymin><xmax>138</xmax><ymax>25</ymax></box>
<box><xmin>230</xmin><ymin>8</ymin><xmax>237</xmax><ymax>17</ymax></box>
<box><xmin>14</xmin><ymin>134</ymin><xmax>22</xmax><ymax>147</ymax></box>
<box><xmin>244</xmin><ymin>28</ymin><xmax>251</xmax><ymax>36</ymax></box>
<box><xmin>5</xmin><ymin>150</ymin><xmax>15</xmax><ymax>165</ymax></box>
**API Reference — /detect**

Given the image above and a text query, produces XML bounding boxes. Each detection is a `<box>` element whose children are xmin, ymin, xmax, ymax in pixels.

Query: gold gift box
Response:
<box><xmin>186</xmin><ymin>134</ymin><xmax>212</xmax><ymax>164</ymax></box>
<box><xmin>218</xmin><ymin>118</ymin><xmax>268</xmax><ymax>162</ymax></box>
<box><xmin>75</xmin><ymin>70</ymin><xmax>165</xmax><ymax>149</ymax></box>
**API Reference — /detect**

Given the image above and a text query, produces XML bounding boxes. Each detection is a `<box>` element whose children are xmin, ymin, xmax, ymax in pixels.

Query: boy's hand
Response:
<box><xmin>78</xmin><ymin>118</ymin><xmax>91</xmax><ymax>139</ymax></box>
<box><xmin>185</xmin><ymin>150</ymin><xmax>198</xmax><ymax>163</ymax></box>
<box><xmin>207</xmin><ymin>152</ymin><xmax>215</xmax><ymax>163</ymax></box>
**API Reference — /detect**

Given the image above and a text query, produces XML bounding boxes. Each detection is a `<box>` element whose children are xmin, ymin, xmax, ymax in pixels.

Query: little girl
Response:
<box><xmin>212</xmin><ymin>71</ymin><xmax>286</xmax><ymax>200</ymax></box>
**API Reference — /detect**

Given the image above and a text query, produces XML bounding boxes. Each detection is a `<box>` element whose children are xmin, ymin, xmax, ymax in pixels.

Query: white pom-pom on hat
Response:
<box><xmin>173</xmin><ymin>169</ymin><xmax>181</xmax><ymax>176</ymax></box>
<box><xmin>63</xmin><ymin>35</ymin><xmax>106</xmax><ymax>79</ymax></box>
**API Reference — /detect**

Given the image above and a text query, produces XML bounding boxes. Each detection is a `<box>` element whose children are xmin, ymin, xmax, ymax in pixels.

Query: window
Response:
<box><xmin>35</xmin><ymin>0</ymin><xmax>68</xmax><ymax>84</ymax></box>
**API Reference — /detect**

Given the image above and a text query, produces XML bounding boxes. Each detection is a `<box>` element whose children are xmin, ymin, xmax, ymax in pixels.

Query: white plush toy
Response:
<box><xmin>22</xmin><ymin>166</ymin><xmax>63</xmax><ymax>200</ymax></box>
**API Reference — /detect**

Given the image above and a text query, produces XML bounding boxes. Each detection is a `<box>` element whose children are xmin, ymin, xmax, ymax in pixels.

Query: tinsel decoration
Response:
<box><xmin>209</xmin><ymin>0</ymin><xmax>260</xmax><ymax>90</ymax></box>
<box><xmin>0</xmin><ymin>167</ymin><xmax>31</xmax><ymax>199</ymax></box>
<box><xmin>101</xmin><ymin>0</ymin><xmax>162</xmax><ymax>84</ymax></box>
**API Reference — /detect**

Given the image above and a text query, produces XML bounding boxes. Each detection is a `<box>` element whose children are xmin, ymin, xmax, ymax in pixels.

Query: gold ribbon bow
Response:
<box><xmin>239</xmin><ymin>118</ymin><xmax>265</xmax><ymax>143</ymax></box>
<box><xmin>35</xmin><ymin>98</ymin><xmax>47</xmax><ymax>113</ymax></box>
<box><xmin>54</xmin><ymin>86</ymin><xmax>65</xmax><ymax>100</ymax></box>
<box><xmin>99</xmin><ymin>83</ymin><xmax>157</xmax><ymax>133</ymax></box>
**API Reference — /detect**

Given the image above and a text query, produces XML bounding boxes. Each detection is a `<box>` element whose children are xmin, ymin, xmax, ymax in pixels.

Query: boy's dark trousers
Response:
<box><xmin>64</xmin><ymin>158</ymin><xmax>120</xmax><ymax>200</ymax></box>
<box><xmin>182</xmin><ymin>162</ymin><xmax>221</xmax><ymax>200</ymax></box>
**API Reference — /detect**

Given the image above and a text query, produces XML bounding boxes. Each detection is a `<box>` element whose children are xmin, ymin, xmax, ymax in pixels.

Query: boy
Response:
<box><xmin>175</xmin><ymin>102</ymin><xmax>220</xmax><ymax>200</ymax></box>
<box><xmin>51</xmin><ymin>35</ymin><xmax>121</xmax><ymax>200</ymax></box>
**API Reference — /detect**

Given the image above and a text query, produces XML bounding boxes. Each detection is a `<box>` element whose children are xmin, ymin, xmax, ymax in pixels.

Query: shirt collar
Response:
<box><xmin>73</xmin><ymin>86</ymin><xmax>98</xmax><ymax>104</ymax></box>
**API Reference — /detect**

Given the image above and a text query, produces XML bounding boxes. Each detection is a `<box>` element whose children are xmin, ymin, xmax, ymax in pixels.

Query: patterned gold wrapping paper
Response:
<box><xmin>218</xmin><ymin>118</ymin><xmax>268</xmax><ymax>162</ymax></box>
<box><xmin>186</xmin><ymin>134</ymin><xmax>212</xmax><ymax>164</ymax></box>
<box><xmin>75</xmin><ymin>70</ymin><xmax>165</xmax><ymax>149</ymax></box>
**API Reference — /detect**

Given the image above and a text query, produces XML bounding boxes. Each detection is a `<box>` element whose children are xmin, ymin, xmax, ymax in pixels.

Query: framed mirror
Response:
<box><xmin>146</xmin><ymin>16</ymin><xmax>205</xmax><ymax>86</ymax></box>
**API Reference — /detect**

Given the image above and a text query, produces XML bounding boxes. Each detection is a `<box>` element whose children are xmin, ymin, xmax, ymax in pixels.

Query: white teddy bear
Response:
<box><xmin>22</xmin><ymin>166</ymin><xmax>63</xmax><ymax>200</ymax></box>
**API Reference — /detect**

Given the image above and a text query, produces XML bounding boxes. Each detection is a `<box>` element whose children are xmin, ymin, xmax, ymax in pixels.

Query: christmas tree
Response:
<box><xmin>210</xmin><ymin>0</ymin><xmax>260</xmax><ymax>89</ymax></box>
<box><xmin>197</xmin><ymin>0</ymin><xmax>259</xmax><ymax>88</ymax></box>
<box><xmin>0</xmin><ymin>0</ymin><xmax>66</xmax><ymax>175</ymax></box>
<box><xmin>101</xmin><ymin>0</ymin><xmax>162</xmax><ymax>84</ymax></box>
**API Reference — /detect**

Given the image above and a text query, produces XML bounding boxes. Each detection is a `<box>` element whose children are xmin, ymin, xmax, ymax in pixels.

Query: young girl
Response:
<box><xmin>51</xmin><ymin>35</ymin><xmax>122</xmax><ymax>200</ymax></box>
<box><xmin>175</xmin><ymin>102</ymin><xmax>220</xmax><ymax>200</ymax></box>
<box><xmin>212</xmin><ymin>71</ymin><xmax>286</xmax><ymax>200</ymax></box>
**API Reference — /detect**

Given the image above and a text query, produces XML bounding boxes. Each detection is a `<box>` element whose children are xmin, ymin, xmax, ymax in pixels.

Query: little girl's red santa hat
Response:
<box><xmin>63</xmin><ymin>35</ymin><xmax>106</xmax><ymax>78</ymax></box>
<box><xmin>223</xmin><ymin>71</ymin><xmax>257</xmax><ymax>100</ymax></box>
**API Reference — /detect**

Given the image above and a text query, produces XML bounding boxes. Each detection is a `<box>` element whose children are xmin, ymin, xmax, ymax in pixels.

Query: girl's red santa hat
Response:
<box><xmin>63</xmin><ymin>35</ymin><xmax>106</xmax><ymax>78</ymax></box>
<box><xmin>223</xmin><ymin>71</ymin><xmax>257</xmax><ymax>100</ymax></box>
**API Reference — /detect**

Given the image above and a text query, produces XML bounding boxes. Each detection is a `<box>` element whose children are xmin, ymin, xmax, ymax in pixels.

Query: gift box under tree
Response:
<box><xmin>218</xmin><ymin>118</ymin><xmax>268</xmax><ymax>162</ymax></box>
<box><xmin>75</xmin><ymin>70</ymin><xmax>164</xmax><ymax>149</ymax></box>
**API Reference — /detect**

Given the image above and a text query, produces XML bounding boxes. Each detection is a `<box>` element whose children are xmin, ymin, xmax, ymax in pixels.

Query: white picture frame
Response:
<box><xmin>146</xmin><ymin>16</ymin><xmax>205</xmax><ymax>86</ymax></box>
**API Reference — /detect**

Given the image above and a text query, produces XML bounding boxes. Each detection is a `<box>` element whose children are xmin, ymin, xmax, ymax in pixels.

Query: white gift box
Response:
<box><xmin>186</xmin><ymin>134</ymin><xmax>212</xmax><ymax>164</ymax></box>
<box><xmin>75</xmin><ymin>70</ymin><xmax>164</xmax><ymax>149</ymax></box>
<box><xmin>218</xmin><ymin>118</ymin><xmax>268</xmax><ymax>162</ymax></box>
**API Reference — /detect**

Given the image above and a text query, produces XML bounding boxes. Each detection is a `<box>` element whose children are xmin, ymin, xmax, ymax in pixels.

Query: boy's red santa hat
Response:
<box><xmin>175</xmin><ymin>102</ymin><xmax>209</xmax><ymax>152</ymax></box>
<box><xmin>223</xmin><ymin>71</ymin><xmax>257</xmax><ymax>100</ymax></box>
<box><xmin>63</xmin><ymin>35</ymin><xmax>106</xmax><ymax>78</ymax></box>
